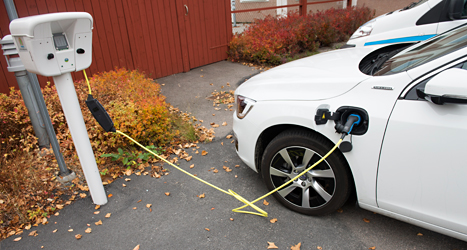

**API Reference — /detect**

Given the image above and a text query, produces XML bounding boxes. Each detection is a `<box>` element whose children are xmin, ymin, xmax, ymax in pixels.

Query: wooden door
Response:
<box><xmin>177</xmin><ymin>0</ymin><xmax>232</xmax><ymax>70</ymax></box>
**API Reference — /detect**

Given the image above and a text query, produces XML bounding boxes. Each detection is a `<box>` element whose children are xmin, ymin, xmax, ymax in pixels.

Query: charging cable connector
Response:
<box><xmin>336</xmin><ymin>113</ymin><xmax>361</xmax><ymax>137</ymax></box>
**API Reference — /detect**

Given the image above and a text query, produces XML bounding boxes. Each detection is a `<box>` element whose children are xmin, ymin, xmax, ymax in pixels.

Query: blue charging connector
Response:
<box><xmin>344</xmin><ymin>114</ymin><xmax>361</xmax><ymax>134</ymax></box>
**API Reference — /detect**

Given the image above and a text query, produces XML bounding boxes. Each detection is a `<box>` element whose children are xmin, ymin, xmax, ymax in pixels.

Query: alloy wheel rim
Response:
<box><xmin>269</xmin><ymin>146</ymin><xmax>336</xmax><ymax>209</ymax></box>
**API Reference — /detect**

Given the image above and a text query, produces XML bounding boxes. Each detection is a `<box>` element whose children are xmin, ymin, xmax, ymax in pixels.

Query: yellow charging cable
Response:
<box><xmin>83</xmin><ymin>70</ymin><xmax>91</xmax><ymax>95</ymax></box>
<box><xmin>83</xmin><ymin>70</ymin><xmax>343</xmax><ymax>217</ymax></box>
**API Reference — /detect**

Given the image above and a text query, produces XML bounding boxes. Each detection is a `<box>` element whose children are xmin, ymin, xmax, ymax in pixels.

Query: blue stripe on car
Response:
<box><xmin>364</xmin><ymin>34</ymin><xmax>437</xmax><ymax>46</ymax></box>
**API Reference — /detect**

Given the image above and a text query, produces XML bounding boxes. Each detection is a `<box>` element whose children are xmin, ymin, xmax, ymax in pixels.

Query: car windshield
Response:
<box><xmin>374</xmin><ymin>24</ymin><xmax>467</xmax><ymax>76</ymax></box>
<box><xmin>401</xmin><ymin>0</ymin><xmax>429</xmax><ymax>11</ymax></box>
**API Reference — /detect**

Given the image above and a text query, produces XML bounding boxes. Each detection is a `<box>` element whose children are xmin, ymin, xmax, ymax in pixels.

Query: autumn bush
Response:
<box><xmin>228</xmin><ymin>7</ymin><xmax>374</xmax><ymax>65</ymax></box>
<box><xmin>0</xmin><ymin>68</ymin><xmax>198</xmax><ymax>238</ymax></box>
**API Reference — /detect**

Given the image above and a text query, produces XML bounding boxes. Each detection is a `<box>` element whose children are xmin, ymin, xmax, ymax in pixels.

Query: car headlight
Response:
<box><xmin>236</xmin><ymin>95</ymin><xmax>255</xmax><ymax>119</ymax></box>
<box><xmin>349</xmin><ymin>19</ymin><xmax>376</xmax><ymax>40</ymax></box>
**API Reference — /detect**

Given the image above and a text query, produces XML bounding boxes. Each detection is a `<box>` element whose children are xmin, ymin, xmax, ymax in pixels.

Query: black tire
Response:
<box><xmin>261</xmin><ymin>129</ymin><xmax>351</xmax><ymax>215</ymax></box>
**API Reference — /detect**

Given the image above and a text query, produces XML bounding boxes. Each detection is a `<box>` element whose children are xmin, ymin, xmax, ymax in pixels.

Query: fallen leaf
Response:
<box><xmin>235</xmin><ymin>175</ymin><xmax>238</xmax><ymax>178</ymax></box>
<box><xmin>199</xmin><ymin>193</ymin><xmax>205</xmax><ymax>198</ymax></box>
<box><xmin>267</xmin><ymin>242</ymin><xmax>278</xmax><ymax>249</ymax></box>
<box><xmin>125</xmin><ymin>169</ymin><xmax>132</xmax><ymax>176</ymax></box>
<box><xmin>133</xmin><ymin>245</ymin><xmax>140</xmax><ymax>250</ymax></box>
<box><xmin>146</xmin><ymin>204</ymin><xmax>152</xmax><ymax>208</ymax></box>
<box><xmin>68</xmin><ymin>229</ymin><xmax>73</xmax><ymax>232</ymax></box>
<box><xmin>213</xmin><ymin>169</ymin><xmax>219</xmax><ymax>173</ymax></box>
<box><xmin>230</xmin><ymin>218</ymin><xmax>234</xmax><ymax>221</ymax></box>
<box><xmin>42</xmin><ymin>217</ymin><xmax>48</xmax><ymax>225</ymax></box>
<box><xmin>222</xmin><ymin>122</ymin><xmax>227</xmax><ymax>126</ymax></box>
<box><xmin>185</xmin><ymin>156</ymin><xmax>193</xmax><ymax>161</ymax></box>
<box><xmin>235</xmin><ymin>165</ymin><xmax>240</xmax><ymax>168</ymax></box>
<box><xmin>211</xmin><ymin>207</ymin><xmax>215</xmax><ymax>210</ymax></box>
<box><xmin>263</xmin><ymin>200</ymin><xmax>269</xmax><ymax>206</ymax></box>
<box><xmin>212</xmin><ymin>114</ymin><xmax>215</xmax><ymax>116</ymax></box>
<box><xmin>417</xmin><ymin>233</ymin><xmax>423</xmax><ymax>236</ymax></box>
<box><xmin>25</xmin><ymin>225</ymin><xmax>31</xmax><ymax>230</ymax></box>
<box><xmin>54</xmin><ymin>212</ymin><xmax>59</xmax><ymax>216</ymax></box>
<box><xmin>105</xmin><ymin>213</ymin><xmax>111</xmax><ymax>218</ymax></box>
<box><xmin>317</xmin><ymin>246</ymin><xmax>322</xmax><ymax>250</ymax></box>
<box><xmin>270</xmin><ymin>218</ymin><xmax>278</xmax><ymax>223</ymax></box>
<box><xmin>107</xmin><ymin>194</ymin><xmax>113</xmax><ymax>198</ymax></box>
<box><xmin>137</xmin><ymin>199</ymin><xmax>142</xmax><ymax>203</ymax></box>
<box><xmin>85</xmin><ymin>228</ymin><xmax>92</xmax><ymax>234</ymax></box>
<box><xmin>28</xmin><ymin>230</ymin><xmax>38</xmax><ymax>236</ymax></box>
<box><xmin>13</xmin><ymin>237</ymin><xmax>21</xmax><ymax>242</ymax></box>
<box><xmin>53</xmin><ymin>229</ymin><xmax>58</xmax><ymax>233</ymax></box>
<box><xmin>226</xmin><ymin>135</ymin><xmax>233</xmax><ymax>139</ymax></box>
<box><xmin>363</xmin><ymin>218</ymin><xmax>370</xmax><ymax>223</ymax></box>
<box><xmin>221</xmin><ymin>142</ymin><xmax>224</xmax><ymax>146</ymax></box>
<box><xmin>165</xmin><ymin>192</ymin><xmax>170</xmax><ymax>196</ymax></box>
<box><xmin>95</xmin><ymin>205</ymin><xmax>100</xmax><ymax>210</ymax></box>
<box><xmin>205</xmin><ymin>228</ymin><xmax>210</xmax><ymax>231</ymax></box>
<box><xmin>122</xmin><ymin>184</ymin><xmax>127</xmax><ymax>187</ymax></box>
<box><xmin>125</xmin><ymin>178</ymin><xmax>131</xmax><ymax>182</ymax></box>
<box><xmin>291</xmin><ymin>242</ymin><xmax>301</xmax><ymax>250</ymax></box>
<box><xmin>95</xmin><ymin>220</ymin><xmax>103</xmax><ymax>225</ymax></box>
<box><xmin>190</xmin><ymin>164</ymin><xmax>195</xmax><ymax>169</ymax></box>
<box><xmin>75</xmin><ymin>234</ymin><xmax>82</xmax><ymax>240</ymax></box>
<box><xmin>94</xmin><ymin>211</ymin><xmax>100</xmax><ymax>215</ymax></box>
<box><xmin>133</xmin><ymin>207</ymin><xmax>137</xmax><ymax>210</ymax></box>
<box><xmin>201</xmin><ymin>150</ymin><xmax>208</xmax><ymax>156</ymax></box>
<box><xmin>80</xmin><ymin>193</ymin><xmax>87</xmax><ymax>198</ymax></box>
<box><xmin>337</xmin><ymin>208</ymin><xmax>343</xmax><ymax>213</ymax></box>
<box><xmin>369</xmin><ymin>247</ymin><xmax>376</xmax><ymax>250</ymax></box>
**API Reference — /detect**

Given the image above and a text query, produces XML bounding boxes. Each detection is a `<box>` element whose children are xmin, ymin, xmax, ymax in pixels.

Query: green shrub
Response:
<box><xmin>228</xmin><ymin>7</ymin><xmax>374</xmax><ymax>65</ymax></box>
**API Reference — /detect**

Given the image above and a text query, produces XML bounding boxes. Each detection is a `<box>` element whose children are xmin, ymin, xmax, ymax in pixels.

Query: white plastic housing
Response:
<box><xmin>9</xmin><ymin>12</ymin><xmax>93</xmax><ymax>77</ymax></box>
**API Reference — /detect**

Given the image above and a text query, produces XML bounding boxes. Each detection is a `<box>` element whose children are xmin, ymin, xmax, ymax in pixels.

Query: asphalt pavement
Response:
<box><xmin>1</xmin><ymin>61</ymin><xmax>466</xmax><ymax>250</ymax></box>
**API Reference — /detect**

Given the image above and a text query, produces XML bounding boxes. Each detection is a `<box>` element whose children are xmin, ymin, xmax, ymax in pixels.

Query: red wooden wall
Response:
<box><xmin>0</xmin><ymin>0</ymin><xmax>232</xmax><ymax>94</ymax></box>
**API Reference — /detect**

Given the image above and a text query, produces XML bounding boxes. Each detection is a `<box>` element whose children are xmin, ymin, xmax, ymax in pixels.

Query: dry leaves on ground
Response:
<box><xmin>270</xmin><ymin>218</ymin><xmax>278</xmax><ymax>223</ymax></box>
<box><xmin>291</xmin><ymin>242</ymin><xmax>301</xmax><ymax>250</ymax></box>
<box><xmin>267</xmin><ymin>242</ymin><xmax>278</xmax><ymax>249</ymax></box>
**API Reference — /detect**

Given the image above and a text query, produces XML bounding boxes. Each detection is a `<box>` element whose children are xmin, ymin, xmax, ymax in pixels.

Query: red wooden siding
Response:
<box><xmin>0</xmin><ymin>0</ymin><xmax>231</xmax><ymax>94</ymax></box>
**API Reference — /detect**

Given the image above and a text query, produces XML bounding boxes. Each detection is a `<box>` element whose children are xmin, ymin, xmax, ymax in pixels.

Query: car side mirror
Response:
<box><xmin>449</xmin><ymin>0</ymin><xmax>467</xmax><ymax>20</ymax></box>
<box><xmin>416</xmin><ymin>68</ymin><xmax>467</xmax><ymax>105</ymax></box>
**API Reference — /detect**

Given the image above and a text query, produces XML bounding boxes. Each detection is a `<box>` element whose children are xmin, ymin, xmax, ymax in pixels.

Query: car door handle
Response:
<box><xmin>184</xmin><ymin>5</ymin><xmax>188</xmax><ymax>16</ymax></box>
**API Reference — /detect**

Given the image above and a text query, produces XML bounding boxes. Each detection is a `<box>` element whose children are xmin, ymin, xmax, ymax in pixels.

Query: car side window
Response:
<box><xmin>404</xmin><ymin>62</ymin><xmax>464</xmax><ymax>100</ymax></box>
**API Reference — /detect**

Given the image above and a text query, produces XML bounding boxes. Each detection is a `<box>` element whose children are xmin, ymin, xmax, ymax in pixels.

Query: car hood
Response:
<box><xmin>236</xmin><ymin>48</ymin><xmax>375</xmax><ymax>101</ymax></box>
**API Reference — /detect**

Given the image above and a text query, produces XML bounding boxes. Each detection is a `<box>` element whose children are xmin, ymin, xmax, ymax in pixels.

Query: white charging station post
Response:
<box><xmin>9</xmin><ymin>12</ymin><xmax>107</xmax><ymax>205</ymax></box>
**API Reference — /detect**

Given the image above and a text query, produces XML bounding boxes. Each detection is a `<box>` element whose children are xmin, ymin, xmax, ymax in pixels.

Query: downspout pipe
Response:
<box><xmin>3</xmin><ymin>0</ymin><xmax>74</xmax><ymax>180</ymax></box>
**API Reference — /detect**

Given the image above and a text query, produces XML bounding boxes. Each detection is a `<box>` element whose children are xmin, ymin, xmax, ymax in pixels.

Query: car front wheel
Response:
<box><xmin>261</xmin><ymin>129</ymin><xmax>352</xmax><ymax>215</ymax></box>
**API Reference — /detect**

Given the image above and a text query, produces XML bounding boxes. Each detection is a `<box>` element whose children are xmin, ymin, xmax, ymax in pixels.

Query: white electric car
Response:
<box><xmin>343</xmin><ymin>0</ymin><xmax>467</xmax><ymax>48</ymax></box>
<box><xmin>233</xmin><ymin>24</ymin><xmax>467</xmax><ymax>241</ymax></box>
